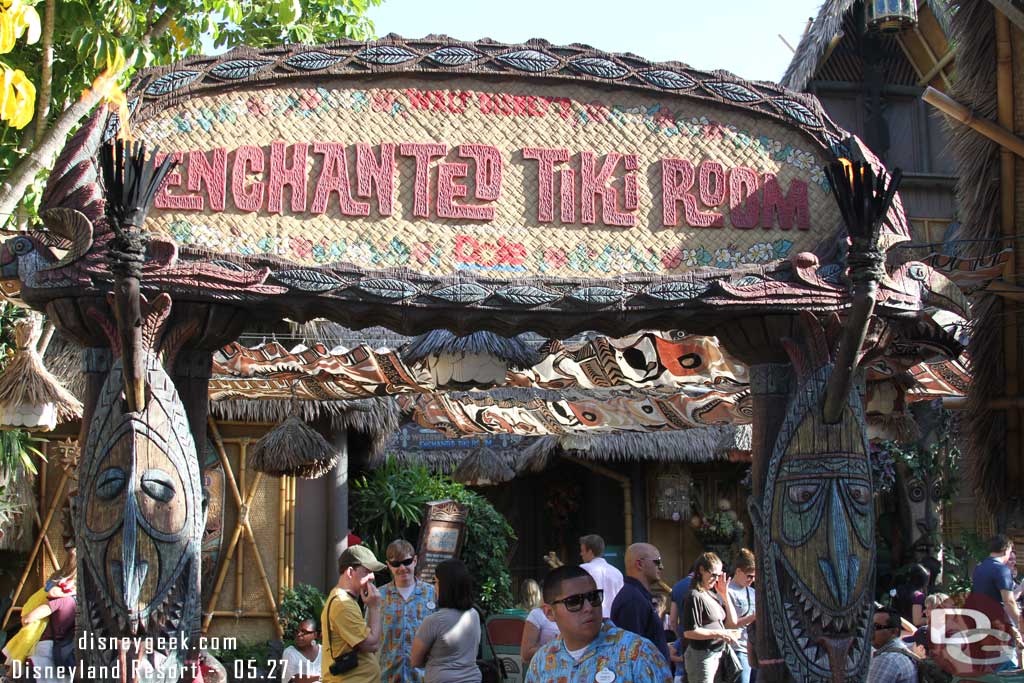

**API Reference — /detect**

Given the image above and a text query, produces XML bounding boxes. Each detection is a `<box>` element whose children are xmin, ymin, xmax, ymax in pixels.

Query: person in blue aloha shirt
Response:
<box><xmin>526</xmin><ymin>565</ymin><xmax>672</xmax><ymax>683</ymax></box>
<box><xmin>379</xmin><ymin>540</ymin><xmax>436</xmax><ymax>683</ymax></box>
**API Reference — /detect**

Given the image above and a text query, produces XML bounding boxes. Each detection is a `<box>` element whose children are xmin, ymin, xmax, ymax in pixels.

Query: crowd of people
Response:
<box><xmin>313</xmin><ymin>534</ymin><xmax>757</xmax><ymax>683</ymax></box>
<box><xmin>11</xmin><ymin>532</ymin><xmax>1024</xmax><ymax>682</ymax></box>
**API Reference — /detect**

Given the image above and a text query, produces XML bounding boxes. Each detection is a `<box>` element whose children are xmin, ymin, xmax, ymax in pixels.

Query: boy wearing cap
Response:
<box><xmin>321</xmin><ymin>546</ymin><xmax>386</xmax><ymax>683</ymax></box>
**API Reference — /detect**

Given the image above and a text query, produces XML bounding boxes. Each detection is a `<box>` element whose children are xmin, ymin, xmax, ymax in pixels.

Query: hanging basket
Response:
<box><xmin>248</xmin><ymin>414</ymin><xmax>338</xmax><ymax>479</ymax></box>
<box><xmin>0</xmin><ymin>315</ymin><xmax>82</xmax><ymax>431</ymax></box>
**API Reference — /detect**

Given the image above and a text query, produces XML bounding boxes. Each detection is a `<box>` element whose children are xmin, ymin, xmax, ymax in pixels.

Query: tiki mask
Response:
<box><xmin>77</xmin><ymin>351</ymin><xmax>202</xmax><ymax>677</ymax></box>
<box><xmin>896</xmin><ymin>461</ymin><xmax>942</xmax><ymax>559</ymax></box>
<box><xmin>752</xmin><ymin>362</ymin><xmax>875</xmax><ymax>683</ymax></box>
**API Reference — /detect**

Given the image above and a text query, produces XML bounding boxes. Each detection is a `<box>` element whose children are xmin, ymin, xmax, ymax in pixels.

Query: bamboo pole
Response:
<box><xmin>917</xmin><ymin>46</ymin><xmax>956</xmax><ymax>87</ymax></box>
<box><xmin>287</xmin><ymin>476</ymin><xmax>296</xmax><ymax>589</ymax></box>
<box><xmin>923</xmin><ymin>87</ymin><xmax>1024</xmax><ymax>159</ymax></box>
<box><xmin>912</xmin><ymin>26</ymin><xmax>953</xmax><ymax>90</ymax></box>
<box><xmin>32</xmin><ymin>507</ymin><xmax>60</xmax><ymax>570</ymax></box>
<box><xmin>202</xmin><ymin>468</ymin><xmax>263</xmax><ymax>633</ymax></box>
<box><xmin>208</xmin><ymin>611</ymin><xmax>276</xmax><ymax>618</ymax></box>
<box><xmin>985</xmin><ymin>0</ymin><xmax>1024</xmax><ymax>32</ymax></box>
<box><xmin>995</xmin><ymin>11</ymin><xmax>1020</xmax><ymax>499</ymax></box>
<box><xmin>240</xmin><ymin>471</ymin><xmax>283</xmax><ymax>639</ymax></box>
<box><xmin>3</xmin><ymin>470</ymin><xmax>70</xmax><ymax>629</ymax></box>
<box><xmin>278</xmin><ymin>476</ymin><xmax>286</xmax><ymax>602</ymax></box>
<box><xmin>236</xmin><ymin>438</ymin><xmax>248</xmax><ymax>613</ymax></box>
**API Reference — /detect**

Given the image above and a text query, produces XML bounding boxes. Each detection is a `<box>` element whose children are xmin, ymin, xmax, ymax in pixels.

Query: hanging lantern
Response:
<box><xmin>866</xmin><ymin>0</ymin><xmax>918</xmax><ymax>33</ymax></box>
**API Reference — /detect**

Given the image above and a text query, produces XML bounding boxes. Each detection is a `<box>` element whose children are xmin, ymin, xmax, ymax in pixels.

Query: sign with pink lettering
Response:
<box><xmin>122</xmin><ymin>41</ymin><xmax>852</xmax><ymax>280</ymax></box>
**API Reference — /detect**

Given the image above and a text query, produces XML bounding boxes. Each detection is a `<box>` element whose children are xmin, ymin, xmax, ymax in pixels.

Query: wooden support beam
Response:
<box><xmin>923</xmin><ymin>87</ymin><xmax>1024</xmax><ymax>160</ymax></box>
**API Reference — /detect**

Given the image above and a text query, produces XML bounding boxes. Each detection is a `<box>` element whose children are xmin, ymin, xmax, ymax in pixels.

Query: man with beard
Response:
<box><xmin>525</xmin><ymin>565</ymin><xmax>671</xmax><ymax>683</ymax></box>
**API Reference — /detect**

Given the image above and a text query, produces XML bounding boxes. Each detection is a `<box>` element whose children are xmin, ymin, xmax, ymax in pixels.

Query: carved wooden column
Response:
<box><xmin>748</xmin><ymin>363</ymin><xmax>792</xmax><ymax>683</ymax></box>
<box><xmin>746</xmin><ymin>332</ymin><xmax>875</xmax><ymax>683</ymax></box>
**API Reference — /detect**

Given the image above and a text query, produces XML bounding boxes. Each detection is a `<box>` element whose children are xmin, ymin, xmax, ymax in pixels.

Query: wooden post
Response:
<box><xmin>748</xmin><ymin>364</ymin><xmax>791</xmax><ymax>683</ymax></box>
<box><xmin>326</xmin><ymin>430</ymin><xmax>348</xmax><ymax>587</ymax></box>
<box><xmin>236</xmin><ymin>438</ymin><xmax>247</xmax><ymax>613</ymax></box>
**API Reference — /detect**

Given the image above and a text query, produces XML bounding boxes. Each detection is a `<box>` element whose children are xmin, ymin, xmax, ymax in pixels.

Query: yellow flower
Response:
<box><xmin>0</xmin><ymin>0</ymin><xmax>40</xmax><ymax>54</ymax></box>
<box><xmin>0</xmin><ymin>65</ymin><xmax>35</xmax><ymax>129</ymax></box>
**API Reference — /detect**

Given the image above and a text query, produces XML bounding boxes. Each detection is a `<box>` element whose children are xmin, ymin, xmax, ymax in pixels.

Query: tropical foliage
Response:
<box><xmin>0</xmin><ymin>0</ymin><xmax>382</xmax><ymax>229</ymax></box>
<box><xmin>278</xmin><ymin>583</ymin><xmax>326</xmax><ymax>642</ymax></box>
<box><xmin>351</xmin><ymin>459</ymin><xmax>517</xmax><ymax>612</ymax></box>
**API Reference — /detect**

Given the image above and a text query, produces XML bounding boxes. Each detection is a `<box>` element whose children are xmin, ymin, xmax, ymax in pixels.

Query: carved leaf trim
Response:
<box><xmin>430</xmin><ymin>283</ymin><xmax>491</xmax><ymax>303</ymax></box>
<box><xmin>703</xmin><ymin>80</ymin><xmax>762</xmax><ymax>103</ymax></box>
<box><xmin>494</xmin><ymin>285</ymin><xmax>560</xmax><ymax>306</ymax></box>
<box><xmin>643</xmin><ymin>281</ymin><xmax>710</xmax><ymax>301</ymax></box>
<box><xmin>272</xmin><ymin>269</ymin><xmax>348</xmax><ymax>292</ymax></box>
<box><xmin>495</xmin><ymin>49</ymin><xmax>559</xmax><ymax>73</ymax></box>
<box><xmin>771</xmin><ymin>97</ymin><xmax>823</xmax><ymax>128</ymax></box>
<box><xmin>144</xmin><ymin>71</ymin><xmax>201</xmax><ymax>96</ymax></box>
<box><xmin>424</xmin><ymin>46</ymin><xmax>482</xmax><ymax>66</ymax></box>
<box><xmin>209</xmin><ymin>59</ymin><xmax>274</xmax><ymax>80</ymax></box>
<box><xmin>357</xmin><ymin>45</ymin><xmax>418</xmax><ymax>65</ymax></box>
<box><xmin>639</xmin><ymin>69</ymin><xmax>697</xmax><ymax>90</ymax></box>
<box><xmin>357</xmin><ymin>278</ymin><xmax>418</xmax><ymax>299</ymax></box>
<box><xmin>284</xmin><ymin>51</ymin><xmax>343</xmax><ymax>71</ymax></box>
<box><xmin>567</xmin><ymin>286</ymin><xmax>626</xmax><ymax>305</ymax></box>
<box><xmin>569</xmin><ymin>57</ymin><xmax>628</xmax><ymax>79</ymax></box>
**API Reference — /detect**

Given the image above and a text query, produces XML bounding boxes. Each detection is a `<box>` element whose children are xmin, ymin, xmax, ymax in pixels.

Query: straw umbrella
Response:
<box><xmin>0</xmin><ymin>313</ymin><xmax>82</xmax><ymax>431</ymax></box>
<box><xmin>248</xmin><ymin>413</ymin><xmax>339</xmax><ymax>479</ymax></box>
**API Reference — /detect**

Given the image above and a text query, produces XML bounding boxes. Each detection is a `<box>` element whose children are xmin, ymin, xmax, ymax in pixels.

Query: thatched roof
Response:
<box><xmin>516</xmin><ymin>425</ymin><xmax>751</xmax><ymax>474</ymax></box>
<box><xmin>781</xmin><ymin>0</ymin><xmax>952</xmax><ymax>91</ymax></box>
<box><xmin>42</xmin><ymin>335</ymin><xmax>401</xmax><ymax>456</ymax></box>
<box><xmin>944</xmin><ymin>0</ymin><xmax>1007</xmax><ymax>514</ymax></box>
<box><xmin>402</xmin><ymin>330</ymin><xmax>539</xmax><ymax>369</ymax></box>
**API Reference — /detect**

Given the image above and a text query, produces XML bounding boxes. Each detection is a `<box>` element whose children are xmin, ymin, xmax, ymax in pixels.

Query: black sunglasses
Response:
<box><xmin>296</xmin><ymin>628</ymin><xmax>317</xmax><ymax>636</ymax></box>
<box><xmin>388</xmin><ymin>557</ymin><xmax>415</xmax><ymax>568</ymax></box>
<box><xmin>551</xmin><ymin>589</ymin><xmax>603</xmax><ymax>612</ymax></box>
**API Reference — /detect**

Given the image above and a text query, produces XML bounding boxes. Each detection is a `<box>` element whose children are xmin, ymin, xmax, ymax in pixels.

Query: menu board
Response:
<box><xmin>416</xmin><ymin>500</ymin><xmax>469</xmax><ymax>583</ymax></box>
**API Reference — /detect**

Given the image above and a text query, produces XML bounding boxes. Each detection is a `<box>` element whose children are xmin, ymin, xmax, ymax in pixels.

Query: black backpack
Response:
<box><xmin>879</xmin><ymin>642</ymin><xmax>952</xmax><ymax>683</ymax></box>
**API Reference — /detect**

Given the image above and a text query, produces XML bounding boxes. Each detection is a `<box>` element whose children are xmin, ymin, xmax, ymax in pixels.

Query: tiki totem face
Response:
<box><xmin>78</xmin><ymin>353</ymin><xmax>201</xmax><ymax>667</ymax></box>
<box><xmin>896</xmin><ymin>461</ymin><xmax>942</xmax><ymax>559</ymax></box>
<box><xmin>757</xmin><ymin>366</ymin><xmax>875</xmax><ymax>683</ymax></box>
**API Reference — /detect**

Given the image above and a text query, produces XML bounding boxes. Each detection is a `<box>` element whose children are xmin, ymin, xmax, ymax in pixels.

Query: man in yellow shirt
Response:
<box><xmin>321</xmin><ymin>545</ymin><xmax>385</xmax><ymax>683</ymax></box>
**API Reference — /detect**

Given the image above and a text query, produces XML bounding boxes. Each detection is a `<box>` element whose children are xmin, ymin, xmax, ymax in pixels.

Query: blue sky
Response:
<box><xmin>366</xmin><ymin>0</ymin><xmax>824</xmax><ymax>83</ymax></box>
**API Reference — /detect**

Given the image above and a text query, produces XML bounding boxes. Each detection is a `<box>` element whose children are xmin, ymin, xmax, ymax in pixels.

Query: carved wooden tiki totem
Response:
<box><xmin>77</xmin><ymin>342</ymin><xmax>202</xmax><ymax>676</ymax></box>
<box><xmin>750</xmin><ymin>324</ymin><xmax>875</xmax><ymax>683</ymax></box>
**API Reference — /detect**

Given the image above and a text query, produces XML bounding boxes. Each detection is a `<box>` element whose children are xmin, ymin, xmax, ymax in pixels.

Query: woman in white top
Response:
<box><xmin>519</xmin><ymin>604</ymin><xmax>560</xmax><ymax>665</ymax></box>
<box><xmin>280</xmin><ymin>618</ymin><xmax>322</xmax><ymax>683</ymax></box>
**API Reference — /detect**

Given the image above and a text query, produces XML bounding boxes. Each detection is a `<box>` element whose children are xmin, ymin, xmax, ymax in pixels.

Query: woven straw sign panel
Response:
<box><xmin>141</xmin><ymin>76</ymin><xmax>841</xmax><ymax>279</ymax></box>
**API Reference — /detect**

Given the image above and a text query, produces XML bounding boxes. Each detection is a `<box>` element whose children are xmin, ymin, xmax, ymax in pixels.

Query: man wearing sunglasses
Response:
<box><xmin>611</xmin><ymin>543</ymin><xmax>672</xmax><ymax>665</ymax></box>
<box><xmin>379</xmin><ymin>540</ymin><xmax>436</xmax><ymax>683</ymax></box>
<box><xmin>525</xmin><ymin>565</ymin><xmax>671</xmax><ymax>683</ymax></box>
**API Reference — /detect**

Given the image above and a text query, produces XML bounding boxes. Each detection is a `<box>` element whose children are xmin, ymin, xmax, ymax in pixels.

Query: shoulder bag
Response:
<box><xmin>474</xmin><ymin>606</ymin><xmax>506</xmax><ymax>683</ymax></box>
<box><xmin>324</xmin><ymin>595</ymin><xmax>360</xmax><ymax>676</ymax></box>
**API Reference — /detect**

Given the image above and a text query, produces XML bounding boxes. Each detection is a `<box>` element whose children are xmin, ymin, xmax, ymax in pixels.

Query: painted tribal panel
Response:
<box><xmin>750</xmin><ymin>335</ymin><xmax>874</xmax><ymax>682</ymax></box>
<box><xmin>76</xmin><ymin>352</ymin><xmax>202</xmax><ymax>679</ymax></box>
<box><xmin>398</xmin><ymin>386</ymin><xmax>751</xmax><ymax>436</ymax></box>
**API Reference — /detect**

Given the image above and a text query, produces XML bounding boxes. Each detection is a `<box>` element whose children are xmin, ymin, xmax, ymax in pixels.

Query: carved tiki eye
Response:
<box><xmin>908</xmin><ymin>480</ymin><xmax>926</xmax><ymax>502</ymax></box>
<box><xmin>931</xmin><ymin>480</ymin><xmax>943</xmax><ymax>501</ymax></box>
<box><xmin>96</xmin><ymin>467</ymin><xmax>127</xmax><ymax>500</ymax></box>
<box><xmin>846</xmin><ymin>484</ymin><xmax>870</xmax><ymax>505</ymax></box>
<box><xmin>787</xmin><ymin>483</ymin><xmax>821</xmax><ymax>507</ymax></box>
<box><xmin>11</xmin><ymin>237</ymin><xmax>32</xmax><ymax>255</ymax></box>
<box><xmin>140</xmin><ymin>469</ymin><xmax>177</xmax><ymax>503</ymax></box>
